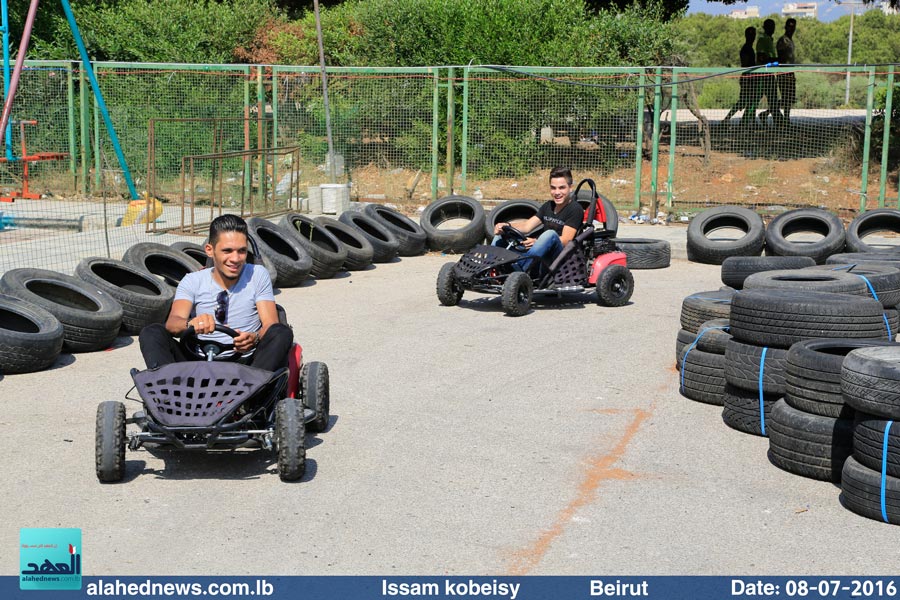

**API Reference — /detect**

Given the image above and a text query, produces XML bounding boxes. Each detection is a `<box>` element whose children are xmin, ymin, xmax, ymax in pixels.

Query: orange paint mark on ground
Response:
<box><xmin>506</xmin><ymin>407</ymin><xmax>651</xmax><ymax>575</ymax></box>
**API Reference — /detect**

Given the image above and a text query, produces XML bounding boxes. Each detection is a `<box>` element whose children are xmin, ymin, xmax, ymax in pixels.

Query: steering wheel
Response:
<box><xmin>181</xmin><ymin>323</ymin><xmax>240</xmax><ymax>361</ymax></box>
<box><xmin>499</xmin><ymin>224</ymin><xmax>528</xmax><ymax>252</ymax></box>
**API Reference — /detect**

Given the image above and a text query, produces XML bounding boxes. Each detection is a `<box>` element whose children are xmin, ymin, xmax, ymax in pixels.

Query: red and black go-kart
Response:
<box><xmin>436</xmin><ymin>179</ymin><xmax>634</xmax><ymax>316</ymax></box>
<box><xmin>94</xmin><ymin>317</ymin><xmax>330</xmax><ymax>483</ymax></box>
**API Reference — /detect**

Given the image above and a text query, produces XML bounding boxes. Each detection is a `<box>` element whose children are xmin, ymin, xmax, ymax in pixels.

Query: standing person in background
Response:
<box><xmin>723</xmin><ymin>26</ymin><xmax>760</xmax><ymax>127</ymax></box>
<box><xmin>755</xmin><ymin>19</ymin><xmax>783</xmax><ymax>126</ymax></box>
<box><xmin>776</xmin><ymin>18</ymin><xmax>798</xmax><ymax>125</ymax></box>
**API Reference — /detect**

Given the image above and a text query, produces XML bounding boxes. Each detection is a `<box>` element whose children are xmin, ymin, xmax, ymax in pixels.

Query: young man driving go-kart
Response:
<box><xmin>491</xmin><ymin>166</ymin><xmax>583</xmax><ymax>273</ymax></box>
<box><xmin>138</xmin><ymin>214</ymin><xmax>293</xmax><ymax>371</ymax></box>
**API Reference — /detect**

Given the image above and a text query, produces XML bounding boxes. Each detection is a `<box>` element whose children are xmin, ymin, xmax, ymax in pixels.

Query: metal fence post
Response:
<box><xmin>66</xmin><ymin>62</ymin><xmax>76</xmax><ymax>176</ymax></box>
<box><xmin>633</xmin><ymin>71</ymin><xmax>646</xmax><ymax>212</ymax></box>
<box><xmin>649</xmin><ymin>68</ymin><xmax>662</xmax><ymax>219</ymax></box>
<box><xmin>78</xmin><ymin>63</ymin><xmax>90</xmax><ymax>195</ymax></box>
<box><xmin>861</xmin><ymin>66</ymin><xmax>876</xmax><ymax>212</ymax></box>
<box><xmin>93</xmin><ymin>88</ymin><xmax>100</xmax><ymax>191</ymax></box>
<box><xmin>879</xmin><ymin>70</ymin><xmax>895</xmax><ymax>208</ymax></box>
<box><xmin>666</xmin><ymin>70</ymin><xmax>679</xmax><ymax>209</ymax></box>
<box><xmin>460</xmin><ymin>66</ymin><xmax>469</xmax><ymax>193</ymax></box>
<box><xmin>431</xmin><ymin>68</ymin><xmax>439</xmax><ymax>201</ymax></box>
<box><xmin>446</xmin><ymin>66</ymin><xmax>455</xmax><ymax>196</ymax></box>
<box><xmin>272</xmin><ymin>66</ymin><xmax>279</xmax><ymax>150</ymax></box>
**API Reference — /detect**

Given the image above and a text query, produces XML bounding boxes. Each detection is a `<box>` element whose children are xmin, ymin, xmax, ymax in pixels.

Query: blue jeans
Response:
<box><xmin>492</xmin><ymin>229</ymin><xmax>563</xmax><ymax>272</ymax></box>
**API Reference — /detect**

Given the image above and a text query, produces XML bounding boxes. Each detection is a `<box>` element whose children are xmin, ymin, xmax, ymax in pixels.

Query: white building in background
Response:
<box><xmin>729</xmin><ymin>5</ymin><xmax>760</xmax><ymax>18</ymax></box>
<box><xmin>782</xmin><ymin>2</ymin><xmax>818</xmax><ymax>18</ymax></box>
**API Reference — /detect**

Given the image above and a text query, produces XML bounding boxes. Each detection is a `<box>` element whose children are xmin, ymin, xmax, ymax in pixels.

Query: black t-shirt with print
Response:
<box><xmin>535</xmin><ymin>199</ymin><xmax>584</xmax><ymax>236</ymax></box>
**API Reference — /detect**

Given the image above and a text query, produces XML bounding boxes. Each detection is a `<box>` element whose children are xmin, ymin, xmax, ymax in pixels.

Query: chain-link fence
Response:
<box><xmin>1</xmin><ymin>61</ymin><xmax>897</xmax><ymax>275</ymax></box>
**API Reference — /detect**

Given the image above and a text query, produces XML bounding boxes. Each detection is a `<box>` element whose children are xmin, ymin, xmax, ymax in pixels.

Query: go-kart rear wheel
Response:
<box><xmin>95</xmin><ymin>401</ymin><xmax>126</xmax><ymax>483</ymax></box>
<box><xmin>436</xmin><ymin>262</ymin><xmax>463</xmax><ymax>306</ymax></box>
<box><xmin>501</xmin><ymin>271</ymin><xmax>532</xmax><ymax>316</ymax></box>
<box><xmin>274</xmin><ymin>398</ymin><xmax>306</xmax><ymax>482</ymax></box>
<box><xmin>596</xmin><ymin>264</ymin><xmax>634</xmax><ymax>307</ymax></box>
<box><xmin>302</xmin><ymin>361</ymin><xmax>330</xmax><ymax>433</ymax></box>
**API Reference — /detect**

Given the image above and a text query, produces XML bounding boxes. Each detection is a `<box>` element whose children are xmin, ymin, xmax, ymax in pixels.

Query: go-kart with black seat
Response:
<box><xmin>95</xmin><ymin>316</ymin><xmax>330</xmax><ymax>483</ymax></box>
<box><xmin>436</xmin><ymin>179</ymin><xmax>634</xmax><ymax>316</ymax></box>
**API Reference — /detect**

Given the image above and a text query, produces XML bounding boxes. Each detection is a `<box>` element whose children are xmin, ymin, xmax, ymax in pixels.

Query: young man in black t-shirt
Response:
<box><xmin>492</xmin><ymin>166</ymin><xmax>583</xmax><ymax>271</ymax></box>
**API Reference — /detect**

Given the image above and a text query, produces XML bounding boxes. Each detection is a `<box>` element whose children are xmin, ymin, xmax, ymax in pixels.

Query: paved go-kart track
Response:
<box><xmin>2</xmin><ymin>224</ymin><xmax>896</xmax><ymax>576</ymax></box>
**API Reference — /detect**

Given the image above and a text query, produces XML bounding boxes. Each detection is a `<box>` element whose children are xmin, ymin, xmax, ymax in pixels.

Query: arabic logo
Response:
<box><xmin>22</xmin><ymin>544</ymin><xmax>81</xmax><ymax>576</ymax></box>
<box><xmin>19</xmin><ymin>528</ymin><xmax>82</xmax><ymax>591</ymax></box>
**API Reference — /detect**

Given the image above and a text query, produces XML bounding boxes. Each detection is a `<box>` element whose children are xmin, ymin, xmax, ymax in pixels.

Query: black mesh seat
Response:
<box><xmin>132</xmin><ymin>361</ymin><xmax>281</xmax><ymax>427</ymax></box>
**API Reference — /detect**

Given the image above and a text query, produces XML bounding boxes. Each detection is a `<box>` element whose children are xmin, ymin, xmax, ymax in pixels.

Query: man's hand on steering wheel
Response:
<box><xmin>497</xmin><ymin>223</ymin><xmax>534</xmax><ymax>251</ymax></box>
<box><xmin>232</xmin><ymin>329</ymin><xmax>259</xmax><ymax>354</ymax></box>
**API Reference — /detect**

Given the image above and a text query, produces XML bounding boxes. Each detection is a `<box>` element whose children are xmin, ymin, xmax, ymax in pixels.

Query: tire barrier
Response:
<box><xmin>845</xmin><ymin>208</ymin><xmax>900</xmax><ymax>253</ymax></box>
<box><xmin>729</xmin><ymin>289</ymin><xmax>888</xmax><ymax>349</ymax></box>
<box><xmin>484</xmin><ymin>199</ymin><xmax>541</xmax><ymax>241</ymax></box>
<box><xmin>743</xmin><ymin>269</ymin><xmax>868</xmax><ymax>296</ymax></box>
<box><xmin>679</xmin><ymin>289</ymin><xmax>734</xmax><ymax>333</ymax></box>
<box><xmin>840</xmin><ymin>456</ymin><xmax>900</xmax><ymax>525</ymax></box>
<box><xmin>806</xmin><ymin>263</ymin><xmax>900</xmax><ymax>308</ymax></box>
<box><xmin>420</xmin><ymin>195</ymin><xmax>486</xmax><ymax>253</ymax></box>
<box><xmin>686</xmin><ymin>206</ymin><xmax>765</xmax><ymax>265</ymax></box>
<box><xmin>122</xmin><ymin>242</ymin><xmax>202</xmax><ymax>290</ymax></box>
<box><xmin>765</xmin><ymin>208</ymin><xmax>846</xmax><ymax>264</ymax></box>
<box><xmin>246</xmin><ymin>217</ymin><xmax>312</xmax><ymax>287</ymax></box>
<box><xmin>768</xmin><ymin>399</ymin><xmax>853</xmax><ymax>482</ymax></box>
<box><xmin>75</xmin><ymin>257</ymin><xmax>174</xmax><ymax>334</ymax></box>
<box><xmin>842</xmin><ymin>346</ymin><xmax>900</xmax><ymax>419</ymax></box>
<box><xmin>785</xmin><ymin>338</ymin><xmax>897</xmax><ymax>418</ymax></box>
<box><xmin>281</xmin><ymin>213</ymin><xmax>348</xmax><ymax>279</ymax></box>
<box><xmin>720</xmin><ymin>255</ymin><xmax>816</xmax><ymax>289</ymax></box>
<box><xmin>362</xmin><ymin>203</ymin><xmax>427</xmax><ymax>256</ymax></box>
<box><xmin>679</xmin><ymin>346</ymin><xmax>726</xmax><ymax>406</ymax></box>
<box><xmin>722</xmin><ymin>383</ymin><xmax>779</xmax><ymax>437</ymax></box>
<box><xmin>169</xmin><ymin>241</ymin><xmax>208</xmax><ymax>267</ymax></box>
<box><xmin>615</xmin><ymin>238</ymin><xmax>671</xmax><ymax>270</ymax></box>
<box><xmin>0</xmin><ymin>293</ymin><xmax>64</xmax><ymax>374</ymax></box>
<box><xmin>339</xmin><ymin>211</ymin><xmax>400</xmax><ymax>263</ymax></box>
<box><xmin>853</xmin><ymin>414</ymin><xmax>900</xmax><ymax>478</ymax></box>
<box><xmin>314</xmin><ymin>216</ymin><xmax>375</xmax><ymax>271</ymax></box>
<box><xmin>724</xmin><ymin>339</ymin><xmax>788</xmax><ymax>397</ymax></box>
<box><xmin>826</xmin><ymin>252</ymin><xmax>900</xmax><ymax>267</ymax></box>
<box><xmin>0</xmin><ymin>268</ymin><xmax>123</xmax><ymax>352</ymax></box>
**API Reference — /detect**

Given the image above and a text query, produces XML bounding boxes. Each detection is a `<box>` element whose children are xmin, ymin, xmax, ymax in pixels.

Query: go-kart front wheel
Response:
<box><xmin>95</xmin><ymin>401</ymin><xmax>126</xmax><ymax>483</ymax></box>
<box><xmin>302</xmin><ymin>361</ymin><xmax>330</xmax><ymax>433</ymax></box>
<box><xmin>436</xmin><ymin>262</ymin><xmax>463</xmax><ymax>306</ymax></box>
<box><xmin>596</xmin><ymin>264</ymin><xmax>634</xmax><ymax>307</ymax></box>
<box><xmin>274</xmin><ymin>398</ymin><xmax>306</xmax><ymax>481</ymax></box>
<box><xmin>501</xmin><ymin>271</ymin><xmax>533</xmax><ymax>316</ymax></box>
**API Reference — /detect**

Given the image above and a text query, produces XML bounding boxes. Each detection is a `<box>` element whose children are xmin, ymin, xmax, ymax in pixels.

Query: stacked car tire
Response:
<box><xmin>840</xmin><ymin>346</ymin><xmax>900</xmax><ymax>524</ymax></box>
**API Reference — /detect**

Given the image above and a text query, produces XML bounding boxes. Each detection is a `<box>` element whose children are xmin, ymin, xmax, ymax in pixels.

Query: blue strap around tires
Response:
<box><xmin>852</xmin><ymin>274</ymin><xmax>892</xmax><ymax>339</ymax></box>
<box><xmin>882</xmin><ymin>420</ymin><xmax>894</xmax><ymax>523</ymax></box>
<box><xmin>758</xmin><ymin>346</ymin><xmax>768</xmax><ymax>436</ymax></box>
<box><xmin>680</xmin><ymin>325</ymin><xmax>730</xmax><ymax>392</ymax></box>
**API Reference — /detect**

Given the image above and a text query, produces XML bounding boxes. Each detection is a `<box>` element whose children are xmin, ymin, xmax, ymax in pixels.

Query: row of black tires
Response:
<box><xmin>686</xmin><ymin>206</ymin><xmax>900</xmax><ymax>265</ymax></box>
<box><xmin>675</xmin><ymin>254</ymin><xmax>900</xmax><ymax>525</ymax></box>
<box><xmin>0</xmin><ymin>203</ymin><xmax>436</xmax><ymax>375</ymax></box>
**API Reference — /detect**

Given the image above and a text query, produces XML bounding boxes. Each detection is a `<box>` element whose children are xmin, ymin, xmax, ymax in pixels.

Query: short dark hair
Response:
<box><xmin>745</xmin><ymin>26</ymin><xmax>756</xmax><ymax>40</ymax></box>
<box><xmin>208</xmin><ymin>214</ymin><xmax>248</xmax><ymax>246</ymax></box>
<box><xmin>763</xmin><ymin>18</ymin><xmax>775</xmax><ymax>32</ymax></box>
<box><xmin>786</xmin><ymin>18</ymin><xmax>796</xmax><ymax>27</ymax></box>
<box><xmin>549</xmin><ymin>166</ymin><xmax>573</xmax><ymax>185</ymax></box>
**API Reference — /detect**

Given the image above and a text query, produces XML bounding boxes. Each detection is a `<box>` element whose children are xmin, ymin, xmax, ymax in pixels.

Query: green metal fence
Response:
<box><xmin>0</xmin><ymin>61</ymin><xmax>898</xmax><ymax>275</ymax></box>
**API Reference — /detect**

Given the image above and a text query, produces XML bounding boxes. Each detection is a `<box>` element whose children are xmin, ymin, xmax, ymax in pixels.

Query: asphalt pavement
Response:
<box><xmin>2</xmin><ymin>222</ymin><xmax>897</xmax><ymax>576</ymax></box>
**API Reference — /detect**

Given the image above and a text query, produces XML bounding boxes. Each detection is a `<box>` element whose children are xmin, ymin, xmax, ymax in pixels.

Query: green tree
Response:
<box><xmin>29</xmin><ymin>0</ymin><xmax>280</xmax><ymax>63</ymax></box>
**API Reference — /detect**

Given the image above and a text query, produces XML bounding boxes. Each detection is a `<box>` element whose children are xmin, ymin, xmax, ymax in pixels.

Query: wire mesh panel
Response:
<box><xmin>664</xmin><ymin>66</ymin><xmax>897</xmax><ymax>219</ymax></box>
<box><xmin>462</xmin><ymin>67</ymin><xmax>644</xmax><ymax>212</ymax></box>
<box><xmin>274</xmin><ymin>66</ymin><xmax>438</xmax><ymax>205</ymax></box>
